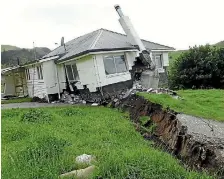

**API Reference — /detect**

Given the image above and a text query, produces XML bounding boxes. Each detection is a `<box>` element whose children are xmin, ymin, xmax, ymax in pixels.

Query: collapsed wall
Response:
<box><xmin>113</xmin><ymin>94</ymin><xmax>224</xmax><ymax>175</ymax></box>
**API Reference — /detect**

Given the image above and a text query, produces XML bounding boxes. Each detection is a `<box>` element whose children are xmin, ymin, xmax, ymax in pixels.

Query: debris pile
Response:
<box><xmin>50</xmin><ymin>82</ymin><xmax>181</xmax><ymax>105</ymax></box>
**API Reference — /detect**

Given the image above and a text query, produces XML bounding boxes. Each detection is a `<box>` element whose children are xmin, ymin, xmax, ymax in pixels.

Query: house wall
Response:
<box><xmin>57</xmin><ymin>64</ymin><xmax>66</xmax><ymax>92</ymax></box>
<box><xmin>63</xmin><ymin>51</ymin><xmax>138</xmax><ymax>92</ymax></box>
<box><xmin>94</xmin><ymin>51</ymin><xmax>138</xmax><ymax>88</ymax></box>
<box><xmin>26</xmin><ymin>65</ymin><xmax>47</xmax><ymax>98</ymax></box>
<box><xmin>151</xmin><ymin>51</ymin><xmax>169</xmax><ymax>67</ymax></box>
<box><xmin>57</xmin><ymin>50</ymin><xmax>170</xmax><ymax>93</ymax></box>
<box><xmin>14</xmin><ymin>71</ymin><xmax>28</xmax><ymax>96</ymax></box>
<box><xmin>64</xmin><ymin>55</ymin><xmax>98</xmax><ymax>92</ymax></box>
<box><xmin>2</xmin><ymin>70</ymin><xmax>28</xmax><ymax>97</ymax></box>
<box><xmin>42</xmin><ymin>60</ymin><xmax>60</xmax><ymax>95</ymax></box>
<box><xmin>162</xmin><ymin>52</ymin><xmax>169</xmax><ymax>66</ymax></box>
<box><xmin>3</xmin><ymin>75</ymin><xmax>15</xmax><ymax>96</ymax></box>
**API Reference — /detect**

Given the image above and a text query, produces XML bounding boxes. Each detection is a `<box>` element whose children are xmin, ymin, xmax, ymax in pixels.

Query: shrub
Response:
<box><xmin>3</xmin><ymin>128</ymin><xmax>28</xmax><ymax>142</ymax></box>
<box><xmin>169</xmin><ymin>45</ymin><xmax>224</xmax><ymax>89</ymax></box>
<box><xmin>21</xmin><ymin>109</ymin><xmax>52</xmax><ymax>123</ymax></box>
<box><xmin>58</xmin><ymin>108</ymin><xmax>85</xmax><ymax>117</ymax></box>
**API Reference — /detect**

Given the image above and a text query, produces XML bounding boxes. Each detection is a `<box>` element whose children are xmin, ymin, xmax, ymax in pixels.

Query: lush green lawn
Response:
<box><xmin>138</xmin><ymin>89</ymin><xmax>224</xmax><ymax>122</ymax></box>
<box><xmin>1</xmin><ymin>97</ymin><xmax>32</xmax><ymax>104</ymax></box>
<box><xmin>2</xmin><ymin>106</ymin><xmax>211</xmax><ymax>179</ymax></box>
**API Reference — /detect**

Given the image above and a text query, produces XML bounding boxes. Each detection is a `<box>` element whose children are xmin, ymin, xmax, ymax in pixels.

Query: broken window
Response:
<box><xmin>25</xmin><ymin>68</ymin><xmax>30</xmax><ymax>80</ymax></box>
<box><xmin>65</xmin><ymin>64</ymin><xmax>80</xmax><ymax>81</ymax></box>
<box><xmin>37</xmin><ymin>65</ymin><xmax>43</xmax><ymax>80</ymax></box>
<box><xmin>152</xmin><ymin>54</ymin><xmax>163</xmax><ymax>69</ymax></box>
<box><xmin>103</xmin><ymin>55</ymin><xmax>127</xmax><ymax>75</ymax></box>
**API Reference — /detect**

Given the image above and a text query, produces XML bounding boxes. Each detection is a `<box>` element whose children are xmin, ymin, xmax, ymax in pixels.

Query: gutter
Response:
<box><xmin>56</xmin><ymin>47</ymin><xmax>137</xmax><ymax>64</ymax></box>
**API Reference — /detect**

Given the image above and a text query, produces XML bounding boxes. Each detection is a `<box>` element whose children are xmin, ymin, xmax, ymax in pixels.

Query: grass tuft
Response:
<box><xmin>21</xmin><ymin>109</ymin><xmax>52</xmax><ymax>123</ymax></box>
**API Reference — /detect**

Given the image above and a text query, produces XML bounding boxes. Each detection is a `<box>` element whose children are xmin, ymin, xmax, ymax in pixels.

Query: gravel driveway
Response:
<box><xmin>1</xmin><ymin>102</ymin><xmax>71</xmax><ymax>109</ymax></box>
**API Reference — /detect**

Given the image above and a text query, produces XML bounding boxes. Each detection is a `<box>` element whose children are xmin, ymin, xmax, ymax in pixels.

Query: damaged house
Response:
<box><xmin>20</xmin><ymin>28</ymin><xmax>174</xmax><ymax>102</ymax></box>
<box><xmin>2</xmin><ymin>5</ymin><xmax>174</xmax><ymax>102</ymax></box>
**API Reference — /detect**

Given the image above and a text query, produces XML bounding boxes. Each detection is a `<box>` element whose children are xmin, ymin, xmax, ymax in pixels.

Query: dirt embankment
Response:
<box><xmin>112</xmin><ymin>94</ymin><xmax>224</xmax><ymax>175</ymax></box>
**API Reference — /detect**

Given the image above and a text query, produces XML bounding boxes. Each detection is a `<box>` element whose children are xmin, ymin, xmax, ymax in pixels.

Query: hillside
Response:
<box><xmin>1</xmin><ymin>45</ymin><xmax>20</xmax><ymax>52</ymax></box>
<box><xmin>1</xmin><ymin>45</ymin><xmax>51</xmax><ymax>67</ymax></box>
<box><xmin>169</xmin><ymin>40</ymin><xmax>224</xmax><ymax>61</ymax></box>
<box><xmin>214</xmin><ymin>40</ymin><xmax>224</xmax><ymax>48</ymax></box>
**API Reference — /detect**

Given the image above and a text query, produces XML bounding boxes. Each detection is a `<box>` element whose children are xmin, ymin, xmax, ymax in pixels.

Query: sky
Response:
<box><xmin>0</xmin><ymin>0</ymin><xmax>223</xmax><ymax>50</ymax></box>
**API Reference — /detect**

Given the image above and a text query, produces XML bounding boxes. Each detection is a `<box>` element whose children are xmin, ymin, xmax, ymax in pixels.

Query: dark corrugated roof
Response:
<box><xmin>43</xmin><ymin>28</ymin><xmax>175</xmax><ymax>62</ymax></box>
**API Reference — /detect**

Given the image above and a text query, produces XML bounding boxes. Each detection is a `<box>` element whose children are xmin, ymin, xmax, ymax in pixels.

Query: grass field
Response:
<box><xmin>1</xmin><ymin>97</ymin><xmax>32</xmax><ymax>104</ymax></box>
<box><xmin>138</xmin><ymin>89</ymin><xmax>224</xmax><ymax>122</ymax></box>
<box><xmin>1</xmin><ymin>106</ymin><xmax>211</xmax><ymax>179</ymax></box>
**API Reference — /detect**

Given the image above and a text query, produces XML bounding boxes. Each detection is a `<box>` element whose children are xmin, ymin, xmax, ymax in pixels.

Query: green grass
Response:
<box><xmin>2</xmin><ymin>106</ymin><xmax>211</xmax><ymax>179</ymax></box>
<box><xmin>1</xmin><ymin>97</ymin><xmax>32</xmax><ymax>104</ymax></box>
<box><xmin>138</xmin><ymin>89</ymin><xmax>224</xmax><ymax>122</ymax></box>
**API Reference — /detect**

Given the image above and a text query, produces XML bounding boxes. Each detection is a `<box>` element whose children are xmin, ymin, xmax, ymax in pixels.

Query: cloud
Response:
<box><xmin>0</xmin><ymin>0</ymin><xmax>224</xmax><ymax>50</ymax></box>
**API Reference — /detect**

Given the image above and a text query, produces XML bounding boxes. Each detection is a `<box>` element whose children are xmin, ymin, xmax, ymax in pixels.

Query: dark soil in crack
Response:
<box><xmin>112</xmin><ymin>94</ymin><xmax>224</xmax><ymax>177</ymax></box>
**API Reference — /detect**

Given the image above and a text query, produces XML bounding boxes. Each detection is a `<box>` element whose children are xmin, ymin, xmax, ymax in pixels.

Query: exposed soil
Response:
<box><xmin>113</xmin><ymin>94</ymin><xmax>224</xmax><ymax>176</ymax></box>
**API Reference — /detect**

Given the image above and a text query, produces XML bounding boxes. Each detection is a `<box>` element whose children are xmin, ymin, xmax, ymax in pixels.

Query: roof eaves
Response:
<box><xmin>21</xmin><ymin>60</ymin><xmax>39</xmax><ymax>67</ymax></box>
<box><xmin>56</xmin><ymin>47</ymin><xmax>137</xmax><ymax>64</ymax></box>
<box><xmin>1</xmin><ymin>65</ymin><xmax>23</xmax><ymax>74</ymax></box>
<box><xmin>142</xmin><ymin>39</ymin><xmax>175</xmax><ymax>50</ymax></box>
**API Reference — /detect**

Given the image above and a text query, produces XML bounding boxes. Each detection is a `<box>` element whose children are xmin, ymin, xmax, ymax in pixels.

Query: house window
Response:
<box><xmin>1</xmin><ymin>83</ymin><xmax>5</xmax><ymax>93</ymax></box>
<box><xmin>37</xmin><ymin>65</ymin><xmax>43</xmax><ymax>80</ymax></box>
<box><xmin>65</xmin><ymin>64</ymin><xmax>79</xmax><ymax>81</ymax></box>
<box><xmin>103</xmin><ymin>55</ymin><xmax>127</xmax><ymax>75</ymax></box>
<box><xmin>152</xmin><ymin>54</ymin><xmax>163</xmax><ymax>69</ymax></box>
<box><xmin>25</xmin><ymin>68</ymin><xmax>30</xmax><ymax>80</ymax></box>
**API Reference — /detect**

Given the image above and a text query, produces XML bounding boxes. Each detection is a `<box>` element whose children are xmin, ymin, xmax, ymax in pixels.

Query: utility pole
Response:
<box><xmin>32</xmin><ymin>42</ymin><xmax>36</xmax><ymax>97</ymax></box>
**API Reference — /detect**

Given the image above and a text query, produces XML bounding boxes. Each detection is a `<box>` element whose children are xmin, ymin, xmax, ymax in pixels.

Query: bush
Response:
<box><xmin>169</xmin><ymin>45</ymin><xmax>224</xmax><ymax>89</ymax></box>
<box><xmin>58</xmin><ymin>107</ymin><xmax>85</xmax><ymax>117</ymax></box>
<box><xmin>21</xmin><ymin>109</ymin><xmax>52</xmax><ymax>123</ymax></box>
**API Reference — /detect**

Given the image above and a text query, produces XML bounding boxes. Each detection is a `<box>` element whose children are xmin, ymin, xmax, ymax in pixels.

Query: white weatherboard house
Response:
<box><xmin>2</xmin><ymin>29</ymin><xmax>174</xmax><ymax>100</ymax></box>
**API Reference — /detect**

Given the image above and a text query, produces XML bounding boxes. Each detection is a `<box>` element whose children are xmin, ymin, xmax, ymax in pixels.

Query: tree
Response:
<box><xmin>169</xmin><ymin>45</ymin><xmax>224</xmax><ymax>89</ymax></box>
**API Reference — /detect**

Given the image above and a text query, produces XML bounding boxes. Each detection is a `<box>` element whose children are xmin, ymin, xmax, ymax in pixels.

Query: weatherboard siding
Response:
<box><xmin>94</xmin><ymin>51</ymin><xmax>137</xmax><ymax>87</ymax></box>
<box><xmin>26</xmin><ymin>66</ymin><xmax>47</xmax><ymax>98</ymax></box>
<box><xmin>57</xmin><ymin>64</ymin><xmax>66</xmax><ymax>93</ymax></box>
<box><xmin>64</xmin><ymin>55</ymin><xmax>98</xmax><ymax>92</ymax></box>
<box><xmin>42</xmin><ymin>60</ymin><xmax>59</xmax><ymax>95</ymax></box>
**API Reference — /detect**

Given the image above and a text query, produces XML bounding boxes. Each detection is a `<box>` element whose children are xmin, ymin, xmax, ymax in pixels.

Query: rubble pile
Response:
<box><xmin>52</xmin><ymin>84</ymin><xmax>181</xmax><ymax>105</ymax></box>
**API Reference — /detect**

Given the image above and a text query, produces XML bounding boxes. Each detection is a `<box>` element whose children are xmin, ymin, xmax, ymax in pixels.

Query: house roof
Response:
<box><xmin>42</xmin><ymin>28</ymin><xmax>175</xmax><ymax>63</ymax></box>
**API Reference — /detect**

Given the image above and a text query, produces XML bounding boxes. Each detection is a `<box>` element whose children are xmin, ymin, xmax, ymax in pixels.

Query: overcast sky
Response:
<box><xmin>1</xmin><ymin>0</ymin><xmax>223</xmax><ymax>50</ymax></box>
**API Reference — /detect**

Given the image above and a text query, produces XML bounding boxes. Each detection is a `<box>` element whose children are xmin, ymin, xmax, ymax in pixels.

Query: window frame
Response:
<box><xmin>152</xmin><ymin>54</ymin><xmax>163</xmax><ymax>68</ymax></box>
<box><xmin>65</xmin><ymin>63</ymin><xmax>80</xmax><ymax>81</ymax></box>
<box><xmin>103</xmin><ymin>54</ymin><xmax>128</xmax><ymax>75</ymax></box>
<box><xmin>36</xmin><ymin>65</ymin><xmax>43</xmax><ymax>80</ymax></box>
<box><xmin>25</xmin><ymin>68</ymin><xmax>30</xmax><ymax>80</ymax></box>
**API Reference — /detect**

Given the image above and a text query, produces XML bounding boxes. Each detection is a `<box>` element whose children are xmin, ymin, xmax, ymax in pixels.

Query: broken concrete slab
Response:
<box><xmin>60</xmin><ymin>165</ymin><xmax>95</xmax><ymax>178</ymax></box>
